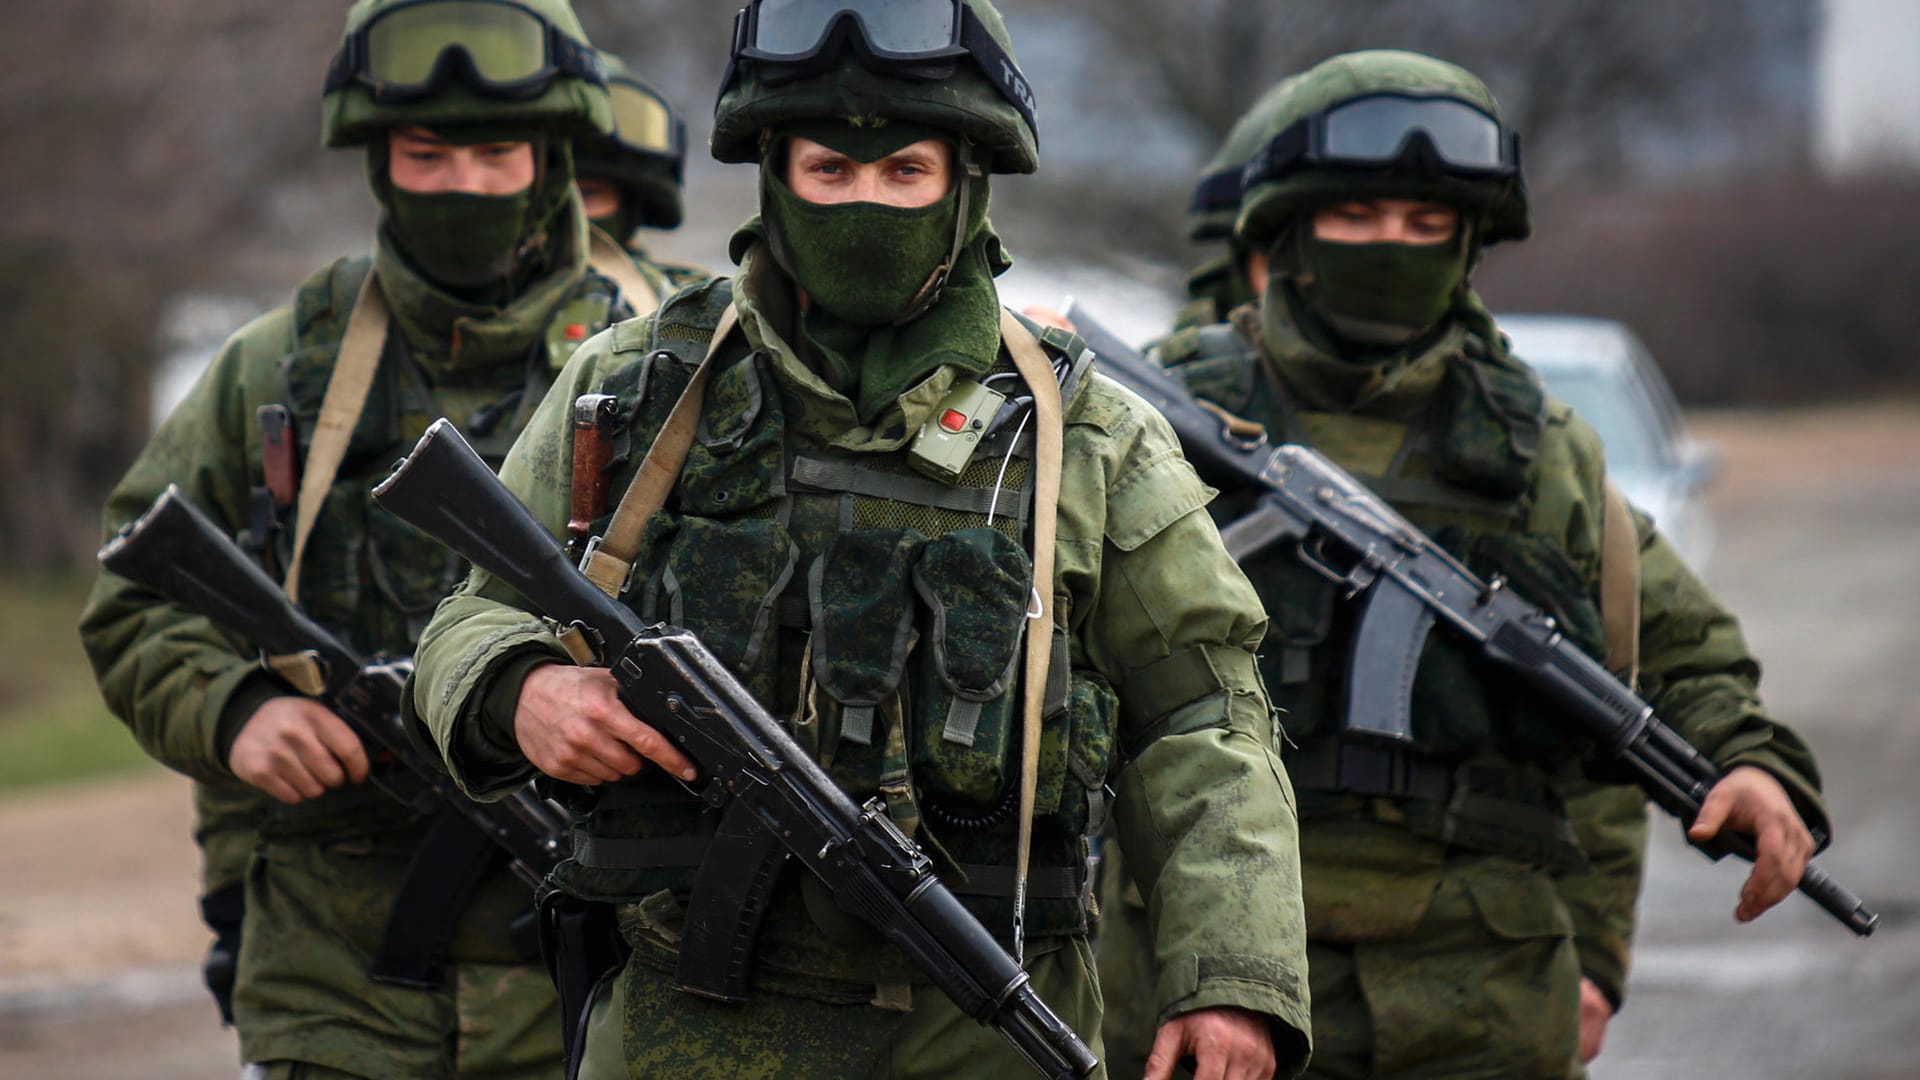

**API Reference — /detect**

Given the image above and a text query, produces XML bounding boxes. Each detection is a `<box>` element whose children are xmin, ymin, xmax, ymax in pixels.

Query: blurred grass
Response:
<box><xmin>0</xmin><ymin>574</ymin><xmax>155</xmax><ymax>794</ymax></box>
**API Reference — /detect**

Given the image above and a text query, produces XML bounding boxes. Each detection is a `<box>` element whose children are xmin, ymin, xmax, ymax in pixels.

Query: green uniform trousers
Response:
<box><xmin>579</xmin><ymin>937</ymin><xmax>1106</xmax><ymax>1079</ymax></box>
<box><xmin>234</xmin><ymin>835</ymin><xmax>562</xmax><ymax>1079</ymax></box>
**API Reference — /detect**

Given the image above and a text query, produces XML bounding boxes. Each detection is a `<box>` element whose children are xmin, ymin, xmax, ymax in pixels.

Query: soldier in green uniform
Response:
<box><xmin>1096</xmin><ymin>50</ymin><xmax>1830</xmax><ymax>1079</ymax></box>
<box><xmin>406</xmin><ymin>2</ymin><xmax>1312</xmax><ymax>1077</ymax></box>
<box><xmin>77</xmin><ymin>1</ymin><xmax>685</xmax><ymax>1074</ymax></box>
<box><xmin>573</xmin><ymin>51</ymin><xmax>708</xmax><ymax>297</ymax></box>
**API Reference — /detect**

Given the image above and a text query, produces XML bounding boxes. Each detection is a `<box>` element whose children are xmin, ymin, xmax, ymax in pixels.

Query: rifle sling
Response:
<box><xmin>586</xmin><ymin>226</ymin><xmax>662</xmax><ymax>318</ymax></box>
<box><xmin>283</xmin><ymin>272</ymin><xmax>389</xmax><ymax>606</ymax></box>
<box><xmin>1599</xmin><ymin>480</ymin><xmax>1641</xmax><ymax>687</ymax></box>
<box><xmin>580</xmin><ymin>305</ymin><xmax>740</xmax><ymax>598</ymax></box>
<box><xmin>368</xmin><ymin>806</ymin><xmax>512</xmax><ymax>988</ymax></box>
<box><xmin>1000</xmin><ymin>309</ymin><xmax>1063</xmax><ymax>962</ymax></box>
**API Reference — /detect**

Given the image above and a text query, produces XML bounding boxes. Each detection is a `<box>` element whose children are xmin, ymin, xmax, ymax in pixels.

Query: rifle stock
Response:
<box><xmin>1065</xmin><ymin>301</ymin><xmax>1878</xmax><ymax>938</ymax></box>
<box><xmin>373</xmin><ymin>419</ymin><xmax>1098</xmax><ymax>1079</ymax></box>
<box><xmin>97</xmin><ymin>486</ymin><xmax>570</xmax><ymax>889</ymax></box>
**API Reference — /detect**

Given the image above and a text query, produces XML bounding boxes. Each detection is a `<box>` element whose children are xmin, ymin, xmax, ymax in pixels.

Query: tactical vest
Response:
<box><xmin>1161</xmin><ymin>317</ymin><xmax>1609</xmax><ymax>872</ymax></box>
<box><xmin>551</xmin><ymin>282</ymin><xmax>1115</xmax><ymax>958</ymax></box>
<box><xmin>248</xmin><ymin>255</ymin><xmax>623</xmax><ymax>839</ymax></box>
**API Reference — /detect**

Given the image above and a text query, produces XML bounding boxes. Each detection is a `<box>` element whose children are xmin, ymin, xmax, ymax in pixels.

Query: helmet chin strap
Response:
<box><xmin>892</xmin><ymin>137</ymin><xmax>980</xmax><ymax>327</ymax></box>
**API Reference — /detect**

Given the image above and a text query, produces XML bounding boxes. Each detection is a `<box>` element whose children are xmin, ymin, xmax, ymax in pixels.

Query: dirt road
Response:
<box><xmin>2</xmin><ymin>403</ymin><xmax>1915</xmax><ymax>1078</ymax></box>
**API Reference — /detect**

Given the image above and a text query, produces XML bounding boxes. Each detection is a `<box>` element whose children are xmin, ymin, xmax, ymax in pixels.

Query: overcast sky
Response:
<box><xmin>1817</xmin><ymin>0</ymin><xmax>1920</xmax><ymax>172</ymax></box>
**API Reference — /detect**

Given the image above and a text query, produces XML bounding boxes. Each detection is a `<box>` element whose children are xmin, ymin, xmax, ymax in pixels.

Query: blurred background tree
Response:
<box><xmin>1</xmin><ymin>0</ymin><xmax>1915</xmax><ymax>572</ymax></box>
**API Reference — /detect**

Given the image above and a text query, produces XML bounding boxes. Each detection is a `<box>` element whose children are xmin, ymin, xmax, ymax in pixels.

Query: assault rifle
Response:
<box><xmin>1063</xmin><ymin>299</ymin><xmax>1878</xmax><ymax>937</ymax></box>
<box><xmin>97</xmin><ymin>487</ymin><xmax>571</xmax><ymax>893</ymax></box>
<box><xmin>372</xmin><ymin>420</ymin><xmax>1099</xmax><ymax>1080</ymax></box>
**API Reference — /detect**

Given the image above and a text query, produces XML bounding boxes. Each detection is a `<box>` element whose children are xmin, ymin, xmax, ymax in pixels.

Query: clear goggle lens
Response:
<box><xmin>608</xmin><ymin>80</ymin><xmax>676</xmax><ymax>156</ymax></box>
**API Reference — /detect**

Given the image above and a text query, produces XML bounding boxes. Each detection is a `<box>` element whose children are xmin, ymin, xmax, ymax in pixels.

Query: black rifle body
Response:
<box><xmin>1064</xmin><ymin>300</ymin><xmax>1877</xmax><ymax>938</ymax></box>
<box><xmin>98</xmin><ymin>487</ymin><xmax>570</xmax><ymax>889</ymax></box>
<box><xmin>372</xmin><ymin>420</ymin><xmax>1097</xmax><ymax>1080</ymax></box>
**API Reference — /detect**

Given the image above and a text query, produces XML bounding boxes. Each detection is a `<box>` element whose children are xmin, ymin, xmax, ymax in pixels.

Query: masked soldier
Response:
<box><xmin>78</xmin><ymin>1</ymin><xmax>676</xmax><ymax>1074</ymax></box>
<box><xmin>573</xmin><ymin>51</ymin><xmax>709</xmax><ymax>301</ymax></box>
<box><xmin>1095</xmin><ymin>50</ymin><xmax>1829</xmax><ymax>1078</ymax></box>
<box><xmin>406</xmin><ymin>2</ymin><xmax>1312</xmax><ymax>1077</ymax></box>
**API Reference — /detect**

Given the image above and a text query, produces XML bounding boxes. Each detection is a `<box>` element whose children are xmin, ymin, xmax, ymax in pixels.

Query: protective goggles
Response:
<box><xmin>607</xmin><ymin>75</ymin><xmax>686</xmax><ymax>171</ymax></box>
<box><xmin>1243</xmin><ymin>94</ymin><xmax>1519</xmax><ymax>189</ymax></box>
<box><xmin>729</xmin><ymin>0</ymin><xmax>1036</xmax><ymax>135</ymax></box>
<box><xmin>324</xmin><ymin>0</ymin><xmax>604</xmax><ymax>104</ymax></box>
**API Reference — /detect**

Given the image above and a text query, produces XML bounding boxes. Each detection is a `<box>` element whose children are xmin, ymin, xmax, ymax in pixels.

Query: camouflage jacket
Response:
<box><xmin>1149</xmin><ymin>299</ymin><xmax>1827</xmax><ymax>1005</ymax></box>
<box><xmin>408</xmin><ymin>247</ymin><xmax>1313</xmax><ymax>1059</ymax></box>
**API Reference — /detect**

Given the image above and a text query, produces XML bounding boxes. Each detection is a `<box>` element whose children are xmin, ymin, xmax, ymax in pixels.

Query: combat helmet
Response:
<box><xmin>1188</xmin><ymin>74</ymin><xmax>1307</xmax><ymax>244</ymax></box>
<box><xmin>574</xmin><ymin>51</ymin><xmax>687</xmax><ymax>230</ymax></box>
<box><xmin>321</xmin><ymin>0</ymin><xmax>612</xmax><ymax>147</ymax></box>
<box><xmin>1235</xmin><ymin>50</ymin><xmax>1530</xmax><ymax>252</ymax></box>
<box><xmin>711</xmin><ymin>0</ymin><xmax>1040</xmax><ymax>175</ymax></box>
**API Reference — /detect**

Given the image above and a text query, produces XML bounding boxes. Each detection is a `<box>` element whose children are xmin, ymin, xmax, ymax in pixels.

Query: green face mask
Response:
<box><xmin>1296</xmin><ymin>234</ymin><xmax>1467</xmax><ymax>345</ymax></box>
<box><xmin>387</xmin><ymin>186</ymin><xmax>535</xmax><ymax>290</ymax></box>
<box><xmin>765</xmin><ymin>173</ymin><xmax>958</xmax><ymax>326</ymax></box>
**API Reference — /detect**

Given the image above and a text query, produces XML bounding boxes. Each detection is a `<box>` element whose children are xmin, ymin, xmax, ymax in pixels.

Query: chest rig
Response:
<box><xmin>1164</xmin><ymin>317</ymin><xmax>1609</xmax><ymax>872</ymax></box>
<box><xmin>554</xmin><ymin>282</ymin><xmax>1115</xmax><ymax>958</ymax></box>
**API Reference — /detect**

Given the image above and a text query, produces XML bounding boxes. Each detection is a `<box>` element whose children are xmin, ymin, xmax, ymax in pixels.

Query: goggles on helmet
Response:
<box><xmin>727</xmin><ymin>0</ymin><xmax>1037</xmax><ymax>138</ymax></box>
<box><xmin>1188</xmin><ymin>168</ymin><xmax>1243</xmax><ymax>220</ymax></box>
<box><xmin>1243</xmin><ymin>93</ymin><xmax>1519</xmax><ymax>190</ymax></box>
<box><xmin>323</xmin><ymin>0</ymin><xmax>604</xmax><ymax>104</ymax></box>
<box><xmin>607</xmin><ymin>74</ymin><xmax>686</xmax><ymax>174</ymax></box>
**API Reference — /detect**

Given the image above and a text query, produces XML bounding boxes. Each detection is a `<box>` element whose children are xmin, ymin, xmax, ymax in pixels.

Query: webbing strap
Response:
<box><xmin>582</xmin><ymin>305</ymin><xmax>741</xmax><ymax>597</ymax></box>
<box><xmin>1598</xmin><ymin>480</ymin><xmax>1641</xmax><ymax>687</ymax></box>
<box><xmin>586</xmin><ymin>226</ymin><xmax>662</xmax><ymax>317</ymax></box>
<box><xmin>790</xmin><ymin>455</ymin><xmax>1003</xmax><ymax>515</ymax></box>
<box><xmin>1000</xmin><ymin>309</ymin><xmax>1063</xmax><ymax>962</ymax></box>
<box><xmin>283</xmin><ymin>273</ymin><xmax>389</xmax><ymax>604</ymax></box>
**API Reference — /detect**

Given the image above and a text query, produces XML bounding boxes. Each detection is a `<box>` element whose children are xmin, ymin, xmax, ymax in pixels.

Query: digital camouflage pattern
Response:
<box><xmin>321</xmin><ymin>0</ymin><xmax>613</xmax><ymax>149</ymax></box>
<box><xmin>79</xmin><ymin>209</ymin><xmax>636</xmax><ymax>1070</ymax></box>
<box><xmin>408</xmin><ymin>239</ymin><xmax>1314</xmax><ymax>1076</ymax></box>
<box><xmin>79</xmin><ymin>0</ymin><xmax>667</xmax><ymax>1060</ymax></box>
<box><xmin>1095</xmin><ymin>294</ymin><xmax>1826</xmax><ymax>1077</ymax></box>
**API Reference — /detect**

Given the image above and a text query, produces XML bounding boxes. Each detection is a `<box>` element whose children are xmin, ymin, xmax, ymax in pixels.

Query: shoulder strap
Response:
<box><xmin>283</xmin><ymin>273</ymin><xmax>389</xmax><ymax>604</ymax></box>
<box><xmin>999</xmin><ymin>308</ymin><xmax>1063</xmax><ymax>962</ymax></box>
<box><xmin>580</xmin><ymin>304</ymin><xmax>741</xmax><ymax>598</ymax></box>
<box><xmin>1599</xmin><ymin>479</ymin><xmax>1641</xmax><ymax>687</ymax></box>
<box><xmin>587</xmin><ymin>226</ymin><xmax>662</xmax><ymax>318</ymax></box>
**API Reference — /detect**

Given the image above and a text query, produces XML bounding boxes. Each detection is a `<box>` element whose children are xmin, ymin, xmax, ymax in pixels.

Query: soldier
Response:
<box><xmin>573</xmin><ymin>51</ymin><xmax>709</xmax><ymax>299</ymax></box>
<box><xmin>406</xmin><ymin>1</ymin><xmax>1312</xmax><ymax>1077</ymax></box>
<box><xmin>78</xmin><ymin>1</ymin><xmax>680</xmax><ymax>1075</ymax></box>
<box><xmin>1095</xmin><ymin>50</ymin><xmax>1829</xmax><ymax>1079</ymax></box>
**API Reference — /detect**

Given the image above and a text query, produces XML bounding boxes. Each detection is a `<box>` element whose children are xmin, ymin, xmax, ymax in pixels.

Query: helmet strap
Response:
<box><xmin>893</xmin><ymin>137</ymin><xmax>981</xmax><ymax>326</ymax></box>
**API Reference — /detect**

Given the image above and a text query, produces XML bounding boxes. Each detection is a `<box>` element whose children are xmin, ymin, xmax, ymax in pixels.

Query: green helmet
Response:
<box><xmin>1188</xmin><ymin>74</ymin><xmax>1306</xmax><ymax>244</ymax></box>
<box><xmin>711</xmin><ymin>0</ymin><xmax>1039</xmax><ymax>174</ymax></box>
<box><xmin>574</xmin><ymin>52</ymin><xmax>686</xmax><ymax>230</ymax></box>
<box><xmin>321</xmin><ymin>0</ymin><xmax>613</xmax><ymax>148</ymax></box>
<box><xmin>1234</xmin><ymin>50</ymin><xmax>1531</xmax><ymax>252</ymax></box>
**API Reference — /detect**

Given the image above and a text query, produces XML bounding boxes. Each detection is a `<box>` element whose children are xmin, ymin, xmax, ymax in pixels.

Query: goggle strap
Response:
<box><xmin>957</xmin><ymin>6</ymin><xmax>1037</xmax><ymax>140</ymax></box>
<box><xmin>1188</xmin><ymin>168</ymin><xmax>1242</xmax><ymax>214</ymax></box>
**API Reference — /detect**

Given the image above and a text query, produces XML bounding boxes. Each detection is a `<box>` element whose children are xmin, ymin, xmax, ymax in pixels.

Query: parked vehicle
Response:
<box><xmin>1498</xmin><ymin>314</ymin><xmax>1721</xmax><ymax>571</ymax></box>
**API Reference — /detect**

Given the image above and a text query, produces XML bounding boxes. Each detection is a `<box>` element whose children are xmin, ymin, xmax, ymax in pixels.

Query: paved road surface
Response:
<box><xmin>1</xmin><ymin>405</ymin><xmax>1914</xmax><ymax>1078</ymax></box>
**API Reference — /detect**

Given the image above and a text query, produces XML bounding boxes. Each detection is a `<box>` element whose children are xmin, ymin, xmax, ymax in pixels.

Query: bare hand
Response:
<box><xmin>1144</xmin><ymin>1006</ymin><xmax>1274</xmax><ymax>1080</ymax></box>
<box><xmin>1688</xmin><ymin>764</ymin><xmax>1816</xmax><ymax>922</ymax></box>
<box><xmin>515</xmin><ymin>664</ymin><xmax>698</xmax><ymax>786</ymax></box>
<box><xmin>228</xmin><ymin>696</ymin><xmax>369</xmax><ymax>804</ymax></box>
<box><xmin>1578</xmin><ymin>977</ymin><xmax>1613</xmax><ymax>1063</ymax></box>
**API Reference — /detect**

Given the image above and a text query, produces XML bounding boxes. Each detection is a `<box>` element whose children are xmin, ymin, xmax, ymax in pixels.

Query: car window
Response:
<box><xmin>1536</xmin><ymin>369</ymin><xmax>1668</xmax><ymax>471</ymax></box>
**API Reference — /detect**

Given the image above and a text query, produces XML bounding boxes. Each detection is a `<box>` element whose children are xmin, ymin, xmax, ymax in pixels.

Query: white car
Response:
<box><xmin>1497</xmin><ymin>314</ymin><xmax>1721</xmax><ymax>572</ymax></box>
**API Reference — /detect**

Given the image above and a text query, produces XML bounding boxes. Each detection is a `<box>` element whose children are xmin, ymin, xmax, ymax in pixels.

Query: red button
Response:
<box><xmin>939</xmin><ymin>408</ymin><xmax>968</xmax><ymax>433</ymax></box>
<box><xmin>564</xmin><ymin>323</ymin><xmax>588</xmax><ymax>340</ymax></box>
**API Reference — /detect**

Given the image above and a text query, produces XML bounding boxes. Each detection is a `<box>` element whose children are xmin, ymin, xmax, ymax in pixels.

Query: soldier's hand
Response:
<box><xmin>1144</xmin><ymin>1005</ymin><xmax>1275</xmax><ymax>1080</ymax></box>
<box><xmin>228</xmin><ymin>696</ymin><xmax>370</xmax><ymax>804</ymax></box>
<box><xmin>515</xmin><ymin>664</ymin><xmax>698</xmax><ymax>786</ymax></box>
<box><xmin>1578</xmin><ymin>977</ymin><xmax>1613</xmax><ymax>1062</ymax></box>
<box><xmin>1688</xmin><ymin>764</ymin><xmax>1816</xmax><ymax>921</ymax></box>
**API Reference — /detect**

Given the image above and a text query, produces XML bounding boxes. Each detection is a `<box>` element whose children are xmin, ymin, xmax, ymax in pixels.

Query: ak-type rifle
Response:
<box><xmin>372</xmin><ymin>420</ymin><xmax>1098</xmax><ymax>1079</ymax></box>
<box><xmin>97</xmin><ymin>487</ymin><xmax>571</xmax><ymax>893</ymax></box>
<box><xmin>1064</xmin><ymin>299</ymin><xmax>1877</xmax><ymax>938</ymax></box>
